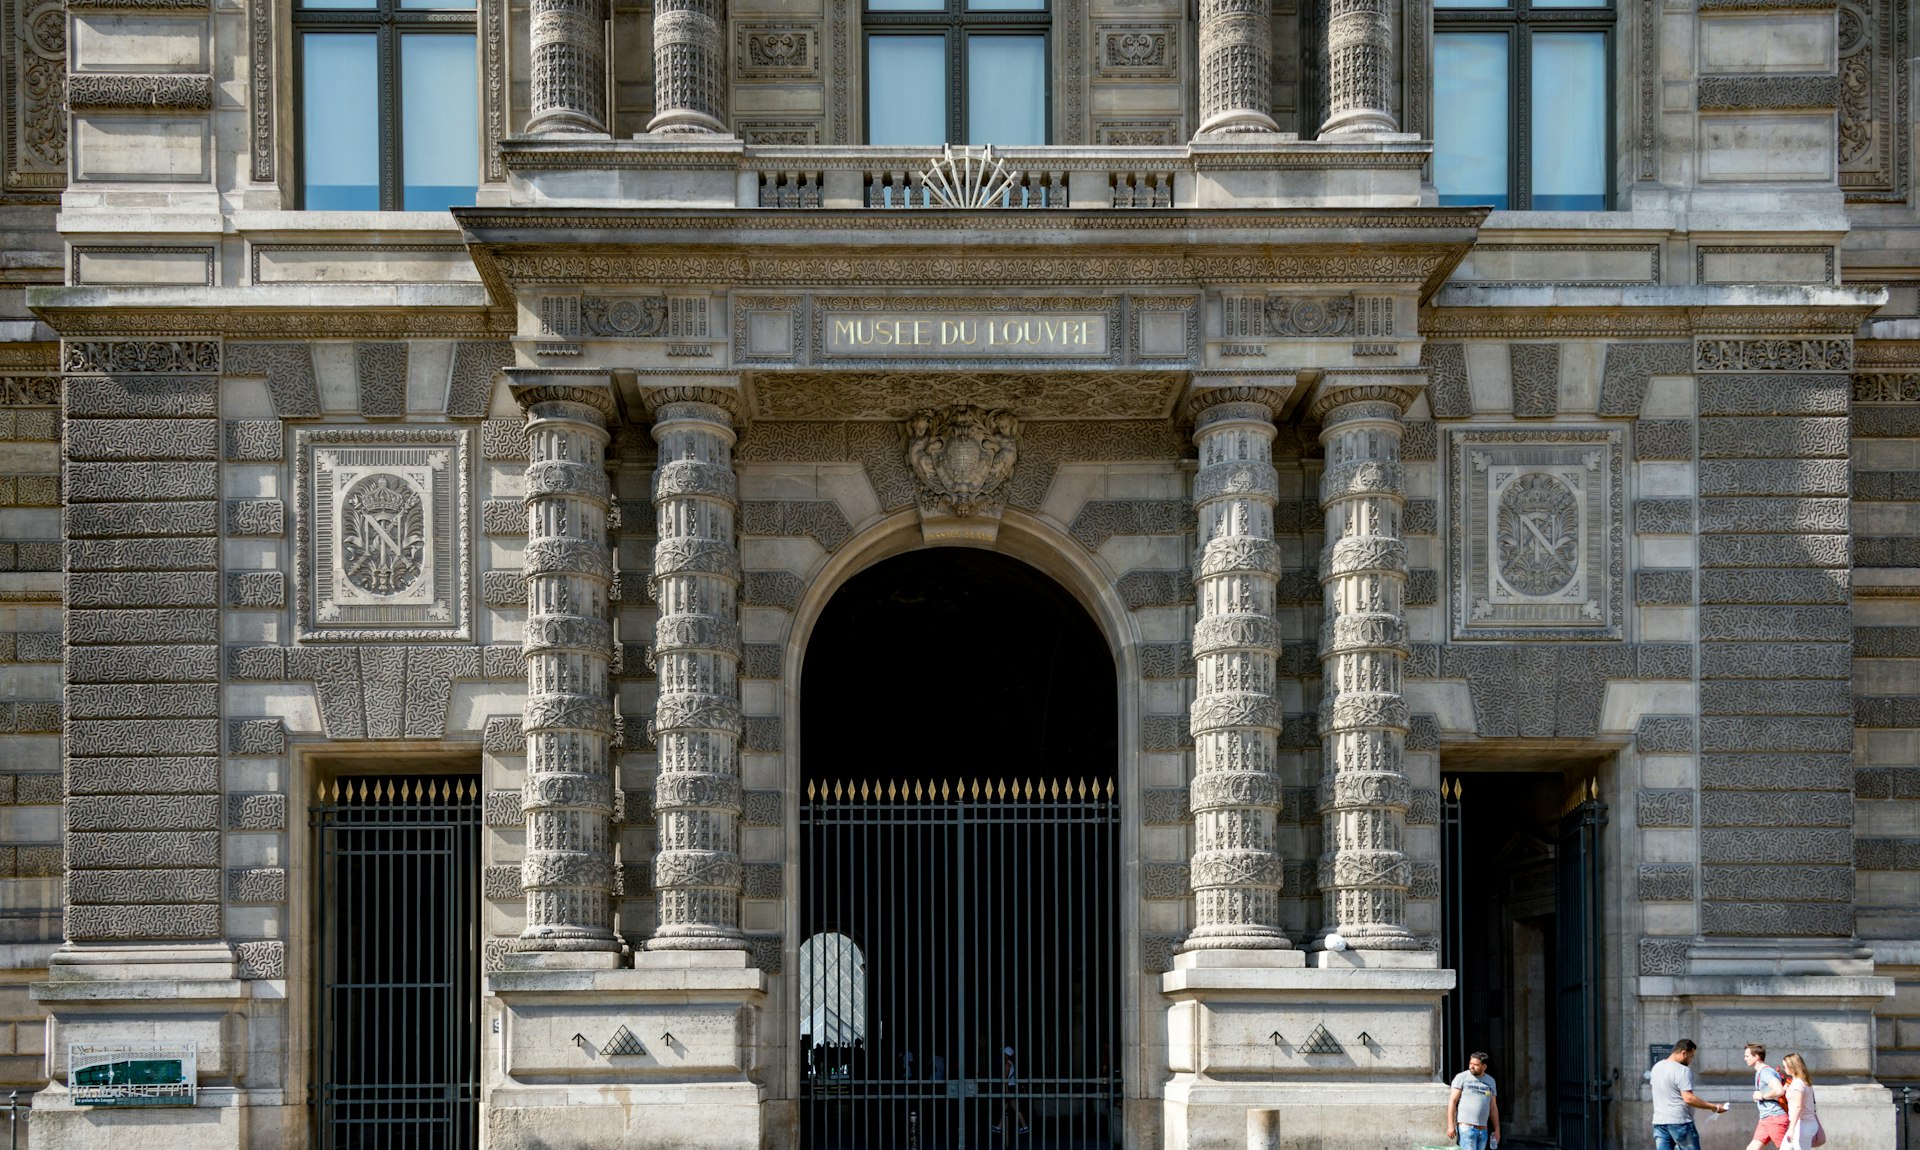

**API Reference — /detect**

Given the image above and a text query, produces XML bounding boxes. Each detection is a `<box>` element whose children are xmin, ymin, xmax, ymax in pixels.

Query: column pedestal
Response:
<box><xmin>1161</xmin><ymin>951</ymin><xmax>1453</xmax><ymax>1150</ymax></box>
<box><xmin>484</xmin><ymin>951</ymin><xmax>769</xmax><ymax>1150</ymax></box>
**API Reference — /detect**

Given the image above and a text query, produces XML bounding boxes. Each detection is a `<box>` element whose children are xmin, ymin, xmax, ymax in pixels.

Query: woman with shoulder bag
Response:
<box><xmin>1779</xmin><ymin>1053</ymin><xmax>1825</xmax><ymax>1150</ymax></box>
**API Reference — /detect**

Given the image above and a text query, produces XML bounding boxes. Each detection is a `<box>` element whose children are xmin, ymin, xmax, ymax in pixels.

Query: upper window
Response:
<box><xmin>296</xmin><ymin>0</ymin><xmax>479</xmax><ymax>211</ymax></box>
<box><xmin>864</xmin><ymin>0</ymin><xmax>1050</xmax><ymax>145</ymax></box>
<box><xmin>1433</xmin><ymin>0</ymin><xmax>1612</xmax><ymax>210</ymax></box>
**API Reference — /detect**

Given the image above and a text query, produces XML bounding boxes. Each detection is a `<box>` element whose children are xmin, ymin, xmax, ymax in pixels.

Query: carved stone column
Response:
<box><xmin>1319</xmin><ymin>0</ymin><xmax>1397</xmax><ymax>135</ymax></box>
<box><xmin>645</xmin><ymin>388</ymin><xmax>747</xmax><ymax>951</ymax></box>
<box><xmin>527</xmin><ymin>0</ymin><xmax>608</xmax><ymax>134</ymax></box>
<box><xmin>514</xmin><ymin>375</ymin><xmax>621</xmax><ymax>955</ymax></box>
<box><xmin>1180</xmin><ymin>386</ymin><xmax>1293</xmax><ymax>951</ymax></box>
<box><xmin>1312</xmin><ymin>373</ymin><xmax>1421</xmax><ymax>951</ymax></box>
<box><xmin>1196</xmin><ymin>0</ymin><xmax>1281</xmax><ymax>135</ymax></box>
<box><xmin>647</xmin><ymin>0</ymin><xmax>729</xmax><ymax>134</ymax></box>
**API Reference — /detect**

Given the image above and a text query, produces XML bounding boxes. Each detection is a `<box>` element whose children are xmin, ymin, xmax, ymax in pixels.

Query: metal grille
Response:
<box><xmin>313</xmin><ymin>775</ymin><xmax>481</xmax><ymax>1150</ymax></box>
<box><xmin>800</xmin><ymin>776</ymin><xmax>1120</xmax><ymax>1150</ymax></box>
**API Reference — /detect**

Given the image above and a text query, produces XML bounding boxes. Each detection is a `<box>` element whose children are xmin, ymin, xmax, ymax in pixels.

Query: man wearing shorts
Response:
<box><xmin>1743</xmin><ymin>1043</ymin><xmax>1789</xmax><ymax>1150</ymax></box>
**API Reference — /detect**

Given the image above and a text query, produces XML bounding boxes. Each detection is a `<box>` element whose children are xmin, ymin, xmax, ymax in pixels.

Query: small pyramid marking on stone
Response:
<box><xmin>1301</xmin><ymin>1023</ymin><xmax>1343</xmax><ymax>1055</ymax></box>
<box><xmin>601</xmin><ymin>1025</ymin><xmax>646</xmax><ymax>1056</ymax></box>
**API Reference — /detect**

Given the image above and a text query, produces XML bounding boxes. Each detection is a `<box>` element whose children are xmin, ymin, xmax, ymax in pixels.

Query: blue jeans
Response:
<box><xmin>1654</xmin><ymin>1122</ymin><xmax>1701</xmax><ymax>1150</ymax></box>
<box><xmin>1457</xmin><ymin>1124</ymin><xmax>1491</xmax><ymax>1150</ymax></box>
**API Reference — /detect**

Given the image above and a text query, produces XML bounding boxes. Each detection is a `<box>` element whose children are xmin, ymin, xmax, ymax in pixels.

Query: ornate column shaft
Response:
<box><xmin>1181</xmin><ymin>388</ymin><xmax>1292</xmax><ymax>951</ymax></box>
<box><xmin>1196</xmin><ymin>0</ymin><xmax>1280</xmax><ymax>135</ymax></box>
<box><xmin>647</xmin><ymin>0</ymin><xmax>728</xmax><ymax>134</ymax></box>
<box><xmin>1312</xmin><ymin>374</ymin><xmax>1420</xmax><ymax>950</ymax></box>
<box><xmin>528</xmin><ymin>0</ymin><xmax>608</xmax><ymax>134</ymax></box>
<box><xmin>1319</xmin><ymin>0</ymin><xmax>1397</xmax><ymax>135</ymax></box>
<box><xmin>645</xmin><ymin>388</ymin><xmax>746</xmax><ymax>951</ymax></box>
<box><xmin>515</xmin><ymin>379</ymin><xmax>621</xmax><ymax>954</ymax></box>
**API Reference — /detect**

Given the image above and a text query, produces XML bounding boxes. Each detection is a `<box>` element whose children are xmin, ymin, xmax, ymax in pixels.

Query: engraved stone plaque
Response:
<box><xmin>1449</xmin><ymin>428</ymin><xmax>1623</xmax><ymax>640</ymax></box>
<box><xmin>295</xmin><ymin>427</ymin><xmax>472</xmax><ymax>641</ymax></box>
<box><xmin>822</xmin><ymin>313</ymin><xmax>1109</xmax><ymax>358</ymax></box>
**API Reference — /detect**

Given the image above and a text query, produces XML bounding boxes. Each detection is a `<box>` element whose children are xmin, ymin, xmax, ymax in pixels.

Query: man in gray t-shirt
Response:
<box><xmin>1651</xmin><ymin>1039</ymin><xmax>1730</xmax><ymax>1150</ymax></box>
<box><xmin>1447</xmin><ymin>1052</ymin><xmax>1501</xmax><ymax>1150</ymax></box>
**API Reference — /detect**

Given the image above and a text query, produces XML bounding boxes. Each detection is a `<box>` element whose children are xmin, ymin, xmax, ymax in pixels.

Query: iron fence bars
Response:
<box><xmin>312</xmin><ymin>775</ymin><xmax>483</xmax><ymax>1150</ymax></box>
<box><xmin>799</xmin><ymin>778</ymin><xmax>1121</xmax><ymax>1150</ymax></box>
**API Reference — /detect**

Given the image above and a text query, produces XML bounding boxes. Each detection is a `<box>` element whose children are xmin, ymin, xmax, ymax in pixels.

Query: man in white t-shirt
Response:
<box><xmin>1447</xmin><ymin>1051</ymin><xmax>1501</xmax><ymax>1150</ymax></box>
<box><xmin>1651</xmin><ymin>1039</ymin><xmax>1730</xmax><ymax>1150</ymax></box>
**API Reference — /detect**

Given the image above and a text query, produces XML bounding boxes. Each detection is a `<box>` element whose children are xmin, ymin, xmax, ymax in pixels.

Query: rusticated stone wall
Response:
<box><xmin>1692</xmin><ymin>341</ymin><xmax>1856</xmax><ymax>938</ymax></box>
<box><xmin>60</xmin><ymin>342</ymin><xmax>225</xmax><ymax>944</ymax></box>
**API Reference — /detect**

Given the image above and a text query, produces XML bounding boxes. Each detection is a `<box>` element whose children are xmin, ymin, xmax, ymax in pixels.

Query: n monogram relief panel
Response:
<box><xmin>1449</xmin><ymin>428</ymin><xmax>1624</xmax><ymax>641</ymax></box>
<box><xmin>294</xmin><ymin>428</ymin><xmax>472</xmax><ymax>641</ymax></box>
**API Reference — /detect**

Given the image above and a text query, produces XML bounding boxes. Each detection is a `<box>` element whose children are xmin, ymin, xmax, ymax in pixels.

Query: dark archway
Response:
<box><xmin>800</xmin><ymin>547</ymin><xmax>1121</xmax><ymax>1150</ymax></box>
<box><xmin>802</xmin><ymin>547</ymin><xmax>1117</xmax><ymax>788</ymax></box>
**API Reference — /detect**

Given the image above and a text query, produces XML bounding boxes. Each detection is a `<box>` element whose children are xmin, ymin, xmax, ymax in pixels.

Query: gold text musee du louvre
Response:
<box><xmin>825</xmin><ymin>314</ymin><xmax>1107</xmax><ymax>356</ymax></box>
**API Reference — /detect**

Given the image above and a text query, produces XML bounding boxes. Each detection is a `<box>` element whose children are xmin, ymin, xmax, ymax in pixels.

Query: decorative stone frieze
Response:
<box><xmin>528</xmin><ymin>0</ymin><xmax>608</xmax><ymax>133</ymax></box>
<box><xmin>512</xmin><ymin>374</ymin><xmax>621</xmax><ymax>955</ymax></box>
<box><xmin>1320</xmin><ymin>0</ymin><xmax>1397</xmax><ymax>135</ymax></box>
<box><xmin>645</xmin><ymin>386</ymin><xmax>748</xmax><ymax>953</ymax></box>
<box><xmin>65</xmin><ymin>72</ymin><xmax>213</xmax><ymax>110</ymax></box>
<box><xmin>1179</xmin><ymin>383</ymin><xmax>1293</xmax><ymax>952</ymax></box>
<box><xmin>649</xmin><ymin>0</ymin><xmax>728</xmax><ymax>133</ymax></box>
<box><xmin>1310</xmin><ymin>372</ymin><xmax>1421</xmax><ymax>951</ymax></box>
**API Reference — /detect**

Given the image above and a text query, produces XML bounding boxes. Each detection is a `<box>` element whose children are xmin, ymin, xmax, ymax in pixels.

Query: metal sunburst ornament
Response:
<box><xmin>918</xmin><ymin>144</ymin><xmax>1021</xmax><ymax>208</ymax></box>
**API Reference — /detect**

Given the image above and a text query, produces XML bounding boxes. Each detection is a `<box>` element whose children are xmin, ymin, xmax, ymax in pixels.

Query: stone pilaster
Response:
<box><xmin>513</xmin><ymin>375</ymin><xmax>621</xmax><ymax>955</ymax></box>
<box><xmin>644</xmin><ymin>387</ymin><xmax>746</xmax><ymax>952</ymax></box>
<box><xmin>527</xmin><ymin>0</ymin><xmax>607</xmax><ymax>134</ymax></box>
<box><xmin>1311</xmin><ymin>373</ymin><xmax>1421</xmax><ymax>950</ymax></box>
<box><xmin>1319</xmin><ymin>0</ymin><xmax>1397</xmax><ymax>135</ymax></box>
<box><xmin>647</xmin><ymin>0</ymin><xmax>729</xmax><ymax>134</ymax></box>
<box><xmin>1180</xmin><ymin>386</ymin><xmax>1292</xmax><ymax>951</ymax></box>
<box><xmin>1196</xmin><ymin>0</ymin><xmax>1280</xmax><ymax>135</ymax></box>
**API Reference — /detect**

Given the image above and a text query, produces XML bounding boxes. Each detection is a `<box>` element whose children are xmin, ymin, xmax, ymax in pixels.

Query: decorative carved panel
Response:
<box><xmin>735</xmin><ymin>23</ymin><xmax>818</xmax><ymax>79</ymax></box>
<box><xmin>1096</xmin><ymin>24</ymin><xmax>1175</xmax><ymax>77</ymax></box>
<box><xmin>1839</xmin><ymin>0</ymin><xmax>1907</xmax><ymax>202</ymax></box>
<box><xmin>4</xmin><ymin>0</ymin><xmax>64</xmax><ymax>191</ymax></box>
<box><xmin>294</xmin><ymin>428</ymin><xmax>472</xmax><ymax>641</ymax></box>
<box><xmin>1449</xmin><ymin>428</ymin><xmax>1624</xmax><ymax>641</ymax></box>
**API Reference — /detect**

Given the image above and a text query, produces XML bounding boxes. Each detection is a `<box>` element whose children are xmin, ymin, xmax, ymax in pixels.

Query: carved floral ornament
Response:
<box><xmin>905</xmin><ymin>404</ymin><xmax>1021</xmax><ymax>517</ymax></box>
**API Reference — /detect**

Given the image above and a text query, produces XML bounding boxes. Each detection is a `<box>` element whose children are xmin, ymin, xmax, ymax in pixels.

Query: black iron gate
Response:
<box><xmin>1555</xmin><ymin>790</ymin><xmax>1609</xmax><ymax>1150</ymax></box>
<box><xmin>312</xmin><ymin>775</ymin><xmax>482</xmax><ymax>1150</ymax></box>
<box><xmin>800</xmin><ymin>776</ymin><xmax>1120</xmax><ymax>1150</ymax></box>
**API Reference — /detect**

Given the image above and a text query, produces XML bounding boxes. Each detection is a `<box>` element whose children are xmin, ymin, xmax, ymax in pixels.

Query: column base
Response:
<box><xmin>486</xmin><ymin>953</ymin><xmax>770</xmax><ymax>1150</ymax></box>
<box><xmin>1165</xmin><ymin>1080</ymin><xmax>1454</xmax><ymax>1150</ymax></box>
<box><xmin>1163</xmin><ymin>959</ymin><xmax>1455</xmax><ymax>1150</ymax></box>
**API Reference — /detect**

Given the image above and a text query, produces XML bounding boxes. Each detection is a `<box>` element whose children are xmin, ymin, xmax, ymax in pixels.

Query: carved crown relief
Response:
<box><xmin>906</xmin><ymin>405</ymin><xmax>1020</xmax><ymax>542</ymax></box>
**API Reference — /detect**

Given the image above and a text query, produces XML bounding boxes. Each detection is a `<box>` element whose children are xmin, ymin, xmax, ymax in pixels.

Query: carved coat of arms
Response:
<box><xmin>905</xmin><ymin>405</ymin><xmax>1020</xmax><ymax>518</ymax></box>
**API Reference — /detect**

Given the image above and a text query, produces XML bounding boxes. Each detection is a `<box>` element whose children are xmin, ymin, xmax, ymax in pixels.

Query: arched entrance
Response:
<box><xmin>799</xmin><ymin>547</ymin><xmax>1120</xmax><ymax>1150</ymax></box>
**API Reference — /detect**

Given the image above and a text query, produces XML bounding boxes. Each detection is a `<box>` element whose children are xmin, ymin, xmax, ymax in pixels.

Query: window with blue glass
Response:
<box><xmin>865</xmin><ymin>0</ymin><xmax>1049</xmax><ymax>145</ymax></box>
<box><xmin>297</xmin><ymin>0</ymin><xmax>479</xmax><ymax>211</ymax></box>
<box><xmin>1434</xmin><ymin>0</ymin><xmax>1611</xmax><ymax>210</ymax></box>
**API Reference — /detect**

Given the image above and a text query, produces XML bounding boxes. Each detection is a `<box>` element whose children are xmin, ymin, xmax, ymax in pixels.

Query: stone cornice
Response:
<box><xmin>456</xmin><ymin>210</ymin><xmax>1484</xmax><ymax>309</ymax></box>
<box><xmin>27</xmin><ymin>286</ymin><xmax>512</xmax><ymax>339</ymax></box>
<box><xmin>1423</xmin><ymin>284</ymin><xmax>1884</xmax><ymax>338</ymax></box>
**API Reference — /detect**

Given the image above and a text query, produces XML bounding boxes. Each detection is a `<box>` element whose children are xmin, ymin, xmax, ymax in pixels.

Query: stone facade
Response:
<box><xmin>0</xmin><ymin>0</ymin><xmax>1911</xmax><ymax>1146</ymax></box>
